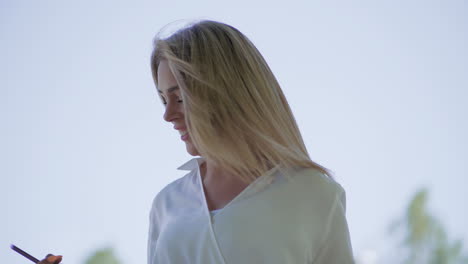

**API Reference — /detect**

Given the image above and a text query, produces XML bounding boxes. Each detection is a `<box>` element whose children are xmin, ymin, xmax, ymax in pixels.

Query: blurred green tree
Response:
<box><xmin>83</xmin><ymin>247</ymin><xmax>122</xmax><ymax>264</ymax></box>
<box><xmin>388</xmin><ymin>187</ymin><xmax>468</xmax><ymax>264</ymax></box>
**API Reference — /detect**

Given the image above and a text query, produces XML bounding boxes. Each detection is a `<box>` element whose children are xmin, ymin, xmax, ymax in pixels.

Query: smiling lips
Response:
<box><xmin>174</xmin><ymin>126</ymin><xmax>189</xmax><ymax>140</ymax></box>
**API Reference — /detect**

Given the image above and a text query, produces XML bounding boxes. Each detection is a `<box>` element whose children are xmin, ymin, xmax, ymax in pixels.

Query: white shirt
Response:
<box><xmin>147</xmin><ymin>157</ymin><xmax>355</xmax><ymax>264</ymax></box>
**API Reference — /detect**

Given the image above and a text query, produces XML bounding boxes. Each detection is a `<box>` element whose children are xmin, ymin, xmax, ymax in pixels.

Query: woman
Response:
<box><xmin>147</xmin><ymin>20</ymin><xmax>355</xmax><ymax>264</ymax></box>
<box><xmin>39</xmin><ymin>19</ymin><xmax>355</xmax><ymax>264</ymax></box>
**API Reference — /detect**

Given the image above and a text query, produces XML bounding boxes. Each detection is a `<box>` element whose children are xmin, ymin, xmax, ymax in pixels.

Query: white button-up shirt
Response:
<box><xmin>147</xmin><ymin>157</ymin><xmax>355</xmax><ymax>263</ymax></box>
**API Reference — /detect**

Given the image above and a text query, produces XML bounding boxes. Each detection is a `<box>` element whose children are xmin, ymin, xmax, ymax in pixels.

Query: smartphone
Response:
<box><xmin>10</xmin><ymin>244</ymin><xmax>40</xmax><ymax>263</ymax></box>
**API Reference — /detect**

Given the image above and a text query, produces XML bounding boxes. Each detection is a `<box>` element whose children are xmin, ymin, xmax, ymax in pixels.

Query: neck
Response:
<box><xmin>200</xmin><ymin>158</ymin><xmax>242</xmax><ymax>185</ymax></box>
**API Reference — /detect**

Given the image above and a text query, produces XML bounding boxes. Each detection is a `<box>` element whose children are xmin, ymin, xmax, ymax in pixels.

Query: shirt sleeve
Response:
<box><xmin>147</xmin><ymin>196</ymin><xmax>160</xmax><ymax>264</ymax></box>
<box><xmin>311</xmin><ymin>187</ymin><xmax>355</xmax><ymax>264</ymax></box>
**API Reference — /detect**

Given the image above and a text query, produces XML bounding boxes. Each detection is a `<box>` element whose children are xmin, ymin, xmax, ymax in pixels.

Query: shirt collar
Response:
<box><xmin>177</xmin><ymin>157</ymin><xmax>205</xmax><ymax>171</ymax></box>
<box><xmin>176</xmin><ymin>157</ymin><xmax>282</xmax><ymax>189</ymax></box>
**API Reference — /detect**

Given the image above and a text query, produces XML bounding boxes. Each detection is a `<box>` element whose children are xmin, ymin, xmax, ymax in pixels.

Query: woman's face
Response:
<box><xmin>157</xmin><ymin>60</ymin><xmax>200</xmax><ymax>156</ymax></box>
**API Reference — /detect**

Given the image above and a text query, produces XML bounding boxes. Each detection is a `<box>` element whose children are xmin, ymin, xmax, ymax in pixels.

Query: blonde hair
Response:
<box><xmin>151</xmin><ymin>19</ymin><xmax>334</xmax><ymax>184</ymax></box>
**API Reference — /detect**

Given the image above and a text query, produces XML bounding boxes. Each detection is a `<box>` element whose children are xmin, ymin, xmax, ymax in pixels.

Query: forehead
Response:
<box><xmin>157</xmin><ymin>60</ymin><xmax>179</xmax><ymax>94</ymax></box>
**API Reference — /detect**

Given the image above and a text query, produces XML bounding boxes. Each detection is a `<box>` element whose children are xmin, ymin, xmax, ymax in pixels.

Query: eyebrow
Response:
<box><xmin>157</xmin><ymin>85</ymin><xmax>179</xmax><ymax>94</ymax></box>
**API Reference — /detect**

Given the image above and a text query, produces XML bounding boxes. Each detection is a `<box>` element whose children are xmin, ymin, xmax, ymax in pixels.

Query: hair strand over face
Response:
<box><xmin>151</xmin><ymin>19</ymin><xmax>334</xmax><ymax>185</ymax></box>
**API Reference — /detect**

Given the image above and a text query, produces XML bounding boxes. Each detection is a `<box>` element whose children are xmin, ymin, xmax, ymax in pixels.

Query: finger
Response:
<box><xmin>53</xmin><ymin>255</ymin><xmax>63</xmax><ymax>264</ymax></box>
<box><xmin>45</xmin><ymin>255</ymin><xmax>62</xmax><ymax>264</ymax></box>
<box><xmin>38</xmin><ymin>254</ymin><xmax>54</xmax><ymax>264</ymax></box>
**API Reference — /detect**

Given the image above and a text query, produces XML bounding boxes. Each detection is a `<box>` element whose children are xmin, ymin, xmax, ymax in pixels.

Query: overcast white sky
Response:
<box><xmin>2</xmin><ymin>1</ymin><xmax>467</xmax><ymax>264</ymax></box>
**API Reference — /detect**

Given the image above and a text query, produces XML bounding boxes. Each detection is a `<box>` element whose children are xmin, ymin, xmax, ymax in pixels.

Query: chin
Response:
<box><xmin>186</xmin><ymin>142</ymin><xmax>200</xmax><ymax>156</ymax></box>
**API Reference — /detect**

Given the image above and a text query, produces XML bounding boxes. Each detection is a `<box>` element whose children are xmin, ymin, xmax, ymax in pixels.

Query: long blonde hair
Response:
<box><xmin>151</xmin><ymin>19</ymin><xmax>334</xmax><ymax>184</ymax></box>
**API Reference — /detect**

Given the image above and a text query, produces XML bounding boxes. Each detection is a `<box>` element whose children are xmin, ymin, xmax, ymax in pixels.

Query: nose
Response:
<box><xmin>163</xmin><ymin>101</ymin><xmax>182</xmax><ymax>122</ymax></box>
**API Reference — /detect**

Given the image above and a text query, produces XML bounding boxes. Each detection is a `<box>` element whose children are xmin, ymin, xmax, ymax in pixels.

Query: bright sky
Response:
<box><xmin>2</xmin><ymin>1</ymin><xmax>467</xmax><ymax>264</ymax></box>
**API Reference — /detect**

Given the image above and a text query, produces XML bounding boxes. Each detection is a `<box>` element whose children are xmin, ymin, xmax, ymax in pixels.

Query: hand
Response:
<box><xmin>37</xmin><ymin>254</ymin><xmax>63</xmax><ymax>264</ymax></box>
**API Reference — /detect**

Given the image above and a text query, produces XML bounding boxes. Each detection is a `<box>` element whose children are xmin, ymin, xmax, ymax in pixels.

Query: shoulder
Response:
<box><xmin>149</xmin><ymin>169</ymin><xmax>197</xmax><ymax>215</ymax></box>
<box><xmin>278</xmin><ymin>166</ymin><xmax>347</xmax><ymax>213</ymax></box>
<box><xmin>285</xmin><ymin>166</ymin><xmax>345</xmax><ymax>197</ymax></box>
<box><xmin>278</xmin><ymin>167</ymin><xmax>350</xmax><ymax>246</ymax></box>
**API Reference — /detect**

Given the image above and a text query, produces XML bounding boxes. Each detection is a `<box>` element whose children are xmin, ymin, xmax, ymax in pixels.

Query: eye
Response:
<box><xmin>161</xmin><ymin>99</ymin><xmax>183</xmax><ymax>106</ymax></box>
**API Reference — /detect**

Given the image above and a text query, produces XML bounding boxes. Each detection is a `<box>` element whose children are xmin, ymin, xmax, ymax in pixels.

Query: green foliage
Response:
<box><xmin>84</xmin><ymin>247</ymin><xmax>122</xmax><ymax>264</ymax></box>
<box><xmin>389</xmin><ymin>187</ymin><xmax>468</xmax><ymax>264</ymax></box>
